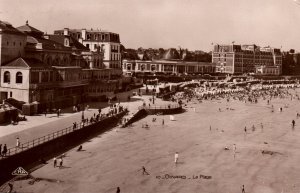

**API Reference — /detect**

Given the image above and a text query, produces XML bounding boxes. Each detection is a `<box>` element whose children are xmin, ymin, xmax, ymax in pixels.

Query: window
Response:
<box><xmin>94</xmin><ymin>44</ymin><xmax>97</xmax><ymax>50</ymax></box>
<box><xmin>10</xmin><ymin>92</ymin><xmax>12</xmax><ymax>98</ymax></box>
<box><xmin>3</xmin><ymin>71</ymin><xmax>10</xmax><ymax>83</ymax></box>
<box><xmin>16</xmin><ymin>72</ymin><xmax>23</xmax><ymax>83</ymax></box>
<box><xmin>13</xmin><ymin>42</ymin><xmax>15</xmax><ymax>46</ymax></box>
<box><xmin>86</xmin><ymin>44</ymin><xmax>89</xmax><ymax>49</ymax></box>
<box><xmin>47</xmin><ymin>57</ymin><xmax>52</xmax><ymax>65</ymax></box>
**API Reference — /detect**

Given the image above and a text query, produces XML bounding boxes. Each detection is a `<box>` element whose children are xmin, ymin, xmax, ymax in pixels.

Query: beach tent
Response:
<box><xmin>170</xmin><ymin>115</ymin><xmax>175</xmax><ymax>121</ymax></box>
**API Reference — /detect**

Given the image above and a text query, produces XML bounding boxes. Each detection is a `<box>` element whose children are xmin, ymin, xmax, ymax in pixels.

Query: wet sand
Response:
<box><xmin>10</xmin><ymin>91</ymin><xmax>300</xmax><ymax>193</ymax></box>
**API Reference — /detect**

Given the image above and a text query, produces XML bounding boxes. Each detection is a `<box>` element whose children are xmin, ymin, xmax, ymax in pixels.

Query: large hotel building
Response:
<box><xmin>212</xmin><ymin>44</ymin><xmax>282</xmax><ymax>75</ymax></box>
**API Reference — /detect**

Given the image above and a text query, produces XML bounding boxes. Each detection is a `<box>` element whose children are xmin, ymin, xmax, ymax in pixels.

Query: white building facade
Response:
<box><xmin>54</xmin><ymin>28</ymin><xmax>122</xmax><ymax>77</ymax></box>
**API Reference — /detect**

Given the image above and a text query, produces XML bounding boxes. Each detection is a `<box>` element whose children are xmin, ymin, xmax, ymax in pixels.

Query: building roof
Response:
<box><xmin>2</xmin><ymin>57</ymin><xmax>51</xmax><ymax>69</ymax></box>
<box><xmin>26</xmin><ymin>35</ymin><xmax>72</xmax><ymax>51</ymax></box>
<box><xmin>46</xmin><ymin>35</ymin><xmax>89</xmax><ymax>51</ymax></box>
<box><xmin>16</xmin><ymin>21</ymin><xmax>44</xmax><ymax>37</ymax></box>
<box><xmin>0</xmin><ymin>20</ymin><xmax>25</xmax><ymax>36</ymax></box>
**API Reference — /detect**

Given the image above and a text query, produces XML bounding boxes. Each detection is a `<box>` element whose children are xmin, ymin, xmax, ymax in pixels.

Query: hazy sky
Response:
<box><xmin>1</xmin><ymin>0</ymin><xmax>300</xmax><ymax>51</ymax></box>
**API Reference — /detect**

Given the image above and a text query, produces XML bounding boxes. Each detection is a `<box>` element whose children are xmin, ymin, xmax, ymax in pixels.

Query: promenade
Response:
<box><xmin>0</xmin><ymin>91</ymin><xmax>176</xmax><ymax>155</ymax></box>
<box><xmin>0</xmin><ymin>91</ymin><xmax>139</xmax><ymax>148</ymax></box>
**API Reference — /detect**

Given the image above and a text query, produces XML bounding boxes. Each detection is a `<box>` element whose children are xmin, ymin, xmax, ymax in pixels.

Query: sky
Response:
<box><xmin>1</xmin><ymin>0</ymin><xmax>300</xmax><ymax>52</ymax></box>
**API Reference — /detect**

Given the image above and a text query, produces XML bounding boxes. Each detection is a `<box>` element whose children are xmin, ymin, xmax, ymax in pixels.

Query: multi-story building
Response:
<box><xmin>54</xmin><ymin>28</ymin><xmax>122</xmax><ymax>77</ymax></box>
<box><xmin>282</xmin><ymin>50</ymin><xmax>300</xmax><ymax>75</ymax></box>
<box><xmin>0</xmin><ymin>21</ymin><xmax>27</xmax><ymax>67</ymax></box>
<box><xmin>212</xmin><ymin>44</ymin><xmax>282</xmax><ymax>75</ymax></box>
<box><xmin>123</xmin><ymin>48</ymin><xmax>216</xmax><ymax>75</ymax></box>
<box><xmin>0</xmin><ymin>21</ymin><xmax>123</xmax><ymax>113</ymax></box>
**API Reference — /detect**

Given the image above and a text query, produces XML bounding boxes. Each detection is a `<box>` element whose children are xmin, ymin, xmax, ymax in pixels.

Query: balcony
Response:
<box><xmin>30</xmin><ymin>82</ymin><xmax>56</xmax><ymax>90</ymax></box>
<box><xmin>57</xmin><ymin>80</ymin><xmax>89</xmax><ymax>88</ymax></box>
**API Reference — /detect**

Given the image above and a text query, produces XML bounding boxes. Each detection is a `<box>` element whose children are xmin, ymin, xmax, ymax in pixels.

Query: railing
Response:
<box><xmin>29</xmin><ymin>82</ymin><xmax>56</xmax><ymax>90</ymax></box>
<box><xmin>0</xmin><ymin>110</ymin><xmax>125</xmax><ymax>160</ymax></box>
<box><xmin>138</xmin><ymin>104</ymin><xmax>181</xmax><ymax>110</ymax></box>
<box><xmin>29</xmin><ymin>80</ymin><xmax>89</xmax><ymax>90</ymax></box>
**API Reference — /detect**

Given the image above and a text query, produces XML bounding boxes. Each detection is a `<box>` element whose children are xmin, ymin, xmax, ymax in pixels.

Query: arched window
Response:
<box><xmin>127</xmin><ymin>64</ymin><xmax>131</xmax><ymax>70</ymax></box>
<box><xmin>16</xmin><ymin>72</ymin><xmax>23</xmax><ymax>83</ymax></box>
<box><xmin>3</xmin><ymin>71</ymin><xmax>10</xmax><ymax>83</ymax></box>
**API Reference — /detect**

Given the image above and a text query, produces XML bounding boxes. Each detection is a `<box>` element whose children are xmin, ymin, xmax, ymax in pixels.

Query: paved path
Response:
<box><xmin>0</xmin><ymin>94</ymin><xmax>173</xmax><ymax>151</ymax></box>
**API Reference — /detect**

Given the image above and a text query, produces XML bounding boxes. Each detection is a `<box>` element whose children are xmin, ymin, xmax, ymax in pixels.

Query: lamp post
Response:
<box><xmin>152</xmin><ymin>92</ymin><xmax>155</xmax><ymax>104</ymax></box>
<box><xmin>81</xmin><ymin>110</ymin><xmax>84</xmax><ymax>121</ymax></box>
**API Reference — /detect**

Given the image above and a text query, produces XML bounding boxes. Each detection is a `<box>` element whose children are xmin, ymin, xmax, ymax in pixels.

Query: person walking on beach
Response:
<box><xmin>162</xmin><ymin>118</ymin><xmax>164</xmax><ymax>126</ymax></box>
<box><xmin>116</xmin><ymin>187</ymin><xmax>120</xmax><ymax>193</ymax></box>
<box><xmin>53</xmin><ymin>157</ymin><xmax>57</xmax><ymax>168</ymax></box>
<box><xmin>59</xmin><ymin>157</ymin><xmax>63</xmax><ymax>168</ymax></box>
<box><xmin>252</xmin><ymin>125</ymin><xmax>255</xmax><ymax>132</ymax></box>
<box><xmin>260</xmin><ymin>123</ymin><xmax>264</xmax><ymax>132</ymax></box>
<box><xmin>241</xmin><ymin>184</ymin><xmax>246</xmax><ymax>193</ymax></box>
<box><xmin>175</xmin><ymin>152</ymin><xmax>179</xmax><ymax>164</ymax></box>
<box><xmin>141</xmin><ymin>166</ymin><xmax>149</xmax><ymax>175</ymax></box>
<box><xmin>232</xmin><ymin>144</ymin><xmax>237</xmax><ymax>159</ymax></box>
<box><xmin>292</xmin><ymin>120</ymin><xmax>296</xmax><ymax>127</ymax></box>
<box><xmin>2</xmin><ymin>144</ymin><xmax>7</xmax><ymax>156</ymax></box>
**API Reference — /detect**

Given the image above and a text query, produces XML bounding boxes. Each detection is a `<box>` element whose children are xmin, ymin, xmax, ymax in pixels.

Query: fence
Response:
<box><xmin>0</xmin><ymin>111</ymin><xmax>125</xmax><ymax>160</ymax></box>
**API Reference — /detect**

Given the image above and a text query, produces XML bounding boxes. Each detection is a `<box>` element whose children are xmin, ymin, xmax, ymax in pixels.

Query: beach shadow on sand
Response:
<box><xmin>58</xmin><ymin>166</ymin><xmax>71</xmax><ymax>169</ymax></box>
<box><xmin>27</xmin><ymin>176</ymin><xmax>65</xmax><ymax>185</ymax></box>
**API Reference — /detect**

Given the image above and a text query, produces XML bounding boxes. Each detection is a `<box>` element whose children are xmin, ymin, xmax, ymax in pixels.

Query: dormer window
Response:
<box><xmin>64</xmin><ymin>38</ymin><xmax>69</xmax><ymax>47</ymax></box>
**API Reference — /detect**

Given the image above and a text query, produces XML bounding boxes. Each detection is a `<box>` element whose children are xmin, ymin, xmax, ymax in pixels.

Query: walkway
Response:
<box><xmin>0</xmin><ymin>96</ymin><xmax>141</xmax><ymax>148</ymax></box>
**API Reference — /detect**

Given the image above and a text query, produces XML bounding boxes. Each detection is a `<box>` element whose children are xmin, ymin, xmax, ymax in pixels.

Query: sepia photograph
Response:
<box><xmin>1</xmin><ymin>0</ymin><xmax>300</xmax><ymax>192</ymax></box>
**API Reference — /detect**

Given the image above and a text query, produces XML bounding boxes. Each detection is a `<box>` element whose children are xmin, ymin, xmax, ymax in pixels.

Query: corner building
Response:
<box><xmin>0</xmin><ymin>21</ymin><xmax>122</xmax><ymax>113</ymax></box>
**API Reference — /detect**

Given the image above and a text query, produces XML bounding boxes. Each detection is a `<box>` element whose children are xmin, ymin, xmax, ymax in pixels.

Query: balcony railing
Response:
<box><xmin>30</xmin><ymin>80</ymin><xmax>89</xmax><ymax>89</ymax></box>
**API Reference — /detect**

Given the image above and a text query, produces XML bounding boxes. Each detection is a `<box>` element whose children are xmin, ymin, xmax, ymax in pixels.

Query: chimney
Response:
<box><xmin>63</xmin><ymin>28</ymin><xmax>69</xmax><ymax>35</ymax></box>
<box><xmin>81</xmin><ymin>29</ymin><xmax>86</xmax><ymax>40</ymax></box>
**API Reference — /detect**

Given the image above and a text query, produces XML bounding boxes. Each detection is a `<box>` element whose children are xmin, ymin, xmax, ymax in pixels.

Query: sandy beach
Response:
<box><xmin>8</xmin><ymin>89</ymin><xmax>300</xmax><ymax>193</ymax></box>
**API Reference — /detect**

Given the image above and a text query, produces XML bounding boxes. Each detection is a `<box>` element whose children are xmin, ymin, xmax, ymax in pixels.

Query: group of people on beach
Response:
<box><xmin>173</xmin><ymin>80</ymin><xmax>299</xmax><ymax>105</ymax></box>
